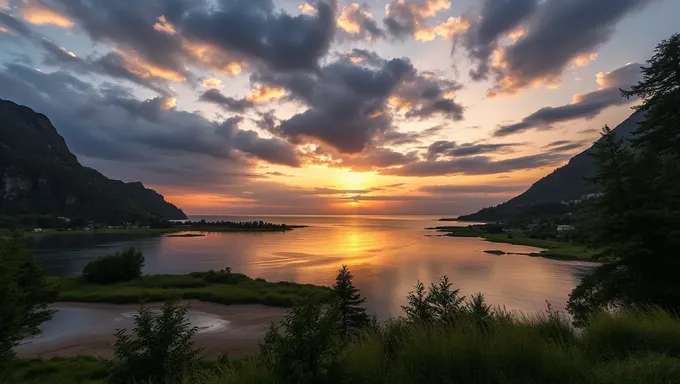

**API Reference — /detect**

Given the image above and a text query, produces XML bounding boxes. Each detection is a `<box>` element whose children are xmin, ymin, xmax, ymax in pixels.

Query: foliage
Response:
<box><xmin>0</xmin><ymin>233</ymin><xmax>58</xmax><ymax>376</ymax></box>
<box><xmin>107</xmin><ymin>299</ymin><xmax>203</xmax><ymax>384</ymax></box>
<box><xmin>259</xmin><ymin>300</ymin><xmax>342</xmax><ymax>383</ymax></box>
<box><xmin>51</xmin><ymin>272</ymin><xmax>333</xmax><ymax>307</ymax></box>
<box><xmin>332</xmin><ymin>265</ymin><xmax>369</xmax><ymax>341</ymax></box>
<box><xmin>568</xmin><ymin>34</ymin><xmax>680</xmax><ymax>324</ymax></box>
<box><xmin>7</xmin><ymin>357</ymin><xmax>108</xmax><ymax>384</ymax></box>
<box><xmin>82</xmin><ymin>248</ymin><xmax>145</xmax><ymax>284</ymax></box>
<box><xmin>401</xmin><ymin>276</ymin><xmax>466</xmax><ymax>323</ymax></box>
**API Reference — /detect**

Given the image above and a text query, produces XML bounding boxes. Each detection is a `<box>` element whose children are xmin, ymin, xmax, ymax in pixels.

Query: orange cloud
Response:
<box><xmin>415</xmin><ymin>16</ymin><xmax>469</xmax><ymax>41</ymax></box>
<box><xmin>573</xmin><ymin>52</ymin><xmax>598</xmax><ymax>67</ymax></box>
<box><xmin>299</xmin><ymin>3</ymin><xmax>316</xmax><ymax>15</ymax></box>
<box><xmin>185</xmin><ymin>41</ymin><xmax>244</xmax><ymax>76</ymax></box>
<box><xmin>247</xmin><ymin>85</ymin><xmax>286</xmax><ymax>103</ymax></box>
<box><xmin>202</xmin><ymin>77</ymin><xmax>223</xmax><ymax>89</ymax></box>
<box><xmin>160</xmin><ymin>96</ymin><xmax>177</xmax><ymax>110</ymax></box>
<box><xmin>117</xmin><ymin>50</ymin><xmax>187</xmax><ymax>83</ymax></box>
<box><xmin>153</xmin><ymin>15</ymin><xmax>176</xmax><ymax>35</ymax></box>
<box><xmin>388</xmin><ymin>96</ymin><xmax>414</xmax><ymax>113</ymax></box>
<box><xmin>20</xmin><ymin>1</ymin><xmax>73</xmax><ymax>28</ymax></box>
<box><xmin>337</xmin><ymin>3</ymin><xmax>377</xmax><ymax>36</ymax></box>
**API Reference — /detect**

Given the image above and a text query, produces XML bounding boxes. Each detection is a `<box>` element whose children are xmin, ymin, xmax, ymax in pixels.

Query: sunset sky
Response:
<box><xmin>0</xmin><ymin>0</ymin><xmax>678</xmax><ymax>215</ymax></box>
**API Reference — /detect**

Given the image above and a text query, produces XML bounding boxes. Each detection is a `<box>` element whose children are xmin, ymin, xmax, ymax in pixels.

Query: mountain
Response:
<box><xmin>457</xmin><ymin>112</ymin><xmax>644</xmax><ymax>222</ymax></box>
<box><xmin>0</xmin><ymin>99</ymin><xmax>187</xmax><ymax>223</ymax></box>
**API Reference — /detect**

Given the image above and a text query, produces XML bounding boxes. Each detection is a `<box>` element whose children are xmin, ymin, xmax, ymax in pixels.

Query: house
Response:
<box><xmin>557</xmin><ymin>225</ymin><xmax>575</xmax><ymax>232</ymax></box>
<box><xmin>33</xmin><ymin>228</ymin><xmax>43</xmax><ymax>233</ymax></box>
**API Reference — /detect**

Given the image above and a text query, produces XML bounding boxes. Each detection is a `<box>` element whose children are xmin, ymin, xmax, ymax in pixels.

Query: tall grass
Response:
<box><xmin>210</xmin><ymin>310</ymin><xmax>680</xmax><ymax>384</ymax></box>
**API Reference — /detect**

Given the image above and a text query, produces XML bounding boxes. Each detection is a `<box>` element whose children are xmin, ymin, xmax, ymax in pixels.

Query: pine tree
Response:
<box><xmin>401</xmin><ymin>281</ymin><xmax>432</xmax><ymax>323</ymax></box>
<box><xmin>428</xmin><ymin>276</ymin><xmax>465</xmax><ymax>322</ymax></box>
<box><xmin>333</xmin><ymin>265</ymin><xmax>369</xmax><ymax>340</ymax></box>
<box><xmin>568</xmin><ymin>34</ymin><xmax>680</xmax><ymax>324</ymax></box>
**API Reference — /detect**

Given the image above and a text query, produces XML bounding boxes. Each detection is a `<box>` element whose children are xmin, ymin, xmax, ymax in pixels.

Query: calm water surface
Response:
<box><xmin>29</xmin><ymin>215</ymin><xmax>596</xmax><ymax>319</ymax></box>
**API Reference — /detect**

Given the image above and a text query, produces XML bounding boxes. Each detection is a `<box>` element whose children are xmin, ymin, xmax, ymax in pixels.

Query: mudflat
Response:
<box><xmin>16</xmin><ymin>301</ymin><xmax>288</xmax><ymax>359</ymax></box>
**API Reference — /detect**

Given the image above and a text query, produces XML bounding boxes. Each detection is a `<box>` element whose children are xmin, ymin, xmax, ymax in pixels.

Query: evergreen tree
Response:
<box><xmin>401</xmin><ymin>281</ymin><xmax>432</xmax><ymax>323</ymax></box>
<box><xmin>333</xmin><ymin>265</ymin><xmax>369</xmax><ymax>341</ymax></box>
<box><xmin>568</xmin><ymin>34</ymin><xmax>680</xmax><ymax>324</ymax></box>
<box><xmin>428</xmin><ymin>276</ymin><xmax>465</xmax><ymax>322</ymax></box>
<box><xmin>0</xmin><ymin>233</ymin><xmax>58</xmax><ymax>376</ymax></box>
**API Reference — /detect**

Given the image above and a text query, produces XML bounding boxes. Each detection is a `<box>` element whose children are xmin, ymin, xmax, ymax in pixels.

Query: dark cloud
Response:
<box><xmin>0</xmin><ymin>10</ymin><xmax>34</xmax><ymax>36</ymax></box>
<box><xmin>336</xmin><ymin>3</ymin><xmax>385</xmax><ymax>41</ymax></box>
<box><xmin>255</xmin><ymin>52</ymin><xmax>463</xmax><ymax>153</ymax></box>
<box><xmin>180</xmin><ymin>0</ymin><xmax>336</xmax><ymax>71</ymax></box>
<box><xmin>382</xmin><ymin>152</ymin><xmax>570</xmax><ymax>177</ymax></box>
<box><xmin>419</xmin><ymin>184</ymin><xmax>527</xmax><ymax>194</ymax></box>
<box><xmin>381</xmin><ymin>124</ymin><xmax>445</xmax><ymax>146</ymax></box>
<box><xmin>494</xmin><ymin>63</ymin><xmax>642</xmax><ymax>136</ymax></box>
<box><xmin>383</xmin><ymin>0</ymin><xmax>452</xmax><ymax>39</ymax></box>
<box><xmin>0</xmin><ymin>64</ymin><xmax>301</xmax><ymax>189</ymax></box>
<box><xmin>198</xmin><ymin>89</ymin><xmax>253</xmax><ymax>113</ymax></box>
<box><xmin>453</xmin><ymin>0</ymin><xmax>654</xmax><ymax>94</ymax></box>
<box><xmin>457</xmin><ymin>0</ymin><xmax>538</xmax><ymax>80</ymax></box>
<box><xmin>426</xmin><ymin>140</ymin><xmax>519</xmax><ymax>160</ymax></box>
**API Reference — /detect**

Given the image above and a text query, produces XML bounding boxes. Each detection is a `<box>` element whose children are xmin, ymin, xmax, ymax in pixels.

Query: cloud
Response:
<box><xmin>0</xmin><ymin>64</ymin><xmax>301</xmax><ymax>190</ymax></box>
<box><xmin>202</xmin><ymin>77</ymin><xmax>222</xmax><ymax>89</ymax></box>
<box><xmin>18</xmin><ymin>0</ymin><xmax>74</xmax><ymax>28</ymax></box>
<box><xmin>455</xmin><ymin>0</ymin><xmax>538</xmax><ymax>80</ymax></box>
<box><xmin>419</xmin><ymin>184</ymin><xmax>527</xmax><ymax>194</ymax></box>
<box><xmin>453</xmin><ymin>0</ymin><xmax>654</xmax><ymax>94</ymax></box>
<box><xmin>381</xmin><ymin>124</ymin><xmax>445</xmax><ymax>146</ymax></box>
<box><xmin>494</xmin><ymin>62</ymin><xmax>642</xmax><ymax>136</ymax></box>
<box><xmin>198</xmin><ymin>88</ymin><xmax>253</xmax><ymax>113</ymax></box>
<box><xmin>426</xmin><ymin>140</ymin><xmax>519</xmax><ymax>160</ymax></box>
<box><xmin>381</xmin><ymin>152</ymin><xmax>570</xmax><ymax>177</ymax></box>
<box><xmin>384</xmin><ymin>0</ymin><xmax>466</xmax><ymax>41</ymax></box>
<box><xmin>337</xmin><ymin>3</ymin><xmax>384</xmax><ymax>40</ymax></box>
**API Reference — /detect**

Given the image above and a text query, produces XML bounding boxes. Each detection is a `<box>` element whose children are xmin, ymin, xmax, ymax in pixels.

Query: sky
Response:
<box><xmin>0</xmin><ymin>0</ymin><xmax>677</xmax><ymax>216</ymax></box>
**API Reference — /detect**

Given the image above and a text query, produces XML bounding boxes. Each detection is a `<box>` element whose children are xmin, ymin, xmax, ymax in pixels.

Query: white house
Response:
<box><xmin>557</xmin><ymin>225</ymin><xmax>575</xmax><ymax>232</ymax></box>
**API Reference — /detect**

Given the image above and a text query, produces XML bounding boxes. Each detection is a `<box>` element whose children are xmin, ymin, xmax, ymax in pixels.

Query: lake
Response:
<box><xmin>28</xmin><ymin>215</ymin><xmax>596</xmax><ymax>320</ymax></box>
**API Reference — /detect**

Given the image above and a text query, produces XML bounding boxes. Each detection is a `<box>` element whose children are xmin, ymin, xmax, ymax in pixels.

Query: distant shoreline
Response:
<box><xmin>23</xmin><ymin>224</ymin><xmax>308</xmax><ymax>237</ymax></box>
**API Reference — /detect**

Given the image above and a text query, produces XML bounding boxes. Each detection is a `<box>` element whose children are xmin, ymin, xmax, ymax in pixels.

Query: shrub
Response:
<box><xmin>0</xmin><ymin>233</ymin><xmax>58</xmax><ymax>377</ymax></box>
<box><xmin>82</xmin><ymin>248</ymin><xmax>145</xmax><ymax>284</ymax></box>
<box><xmin>107</xmin><ymin>299</ymin><xmax>203</xmax><ymax>384</ymax></box>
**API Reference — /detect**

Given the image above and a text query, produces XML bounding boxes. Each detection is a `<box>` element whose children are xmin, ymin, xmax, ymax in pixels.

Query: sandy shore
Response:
<box><xmin>16</xmin><ymin>301</ymin><xmax>288</xmax><ymax>359</ymax></box>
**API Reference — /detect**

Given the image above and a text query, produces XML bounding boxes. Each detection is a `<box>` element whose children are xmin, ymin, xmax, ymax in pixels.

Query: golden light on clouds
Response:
<box><xmin>337</xmin><ymin>3</ymin><xmax>377</xmax><ymax>36</ymax></box>
<box><xmin>247</xmin><ymin>85</ymin><xmax>286</xmax><ymax>103</ymax></box>
<box><xmin>185</xmin><ymin>41</ymin><xmax>244</xmax><ymax>76</ymax></box>
<box><xmin>507</xmin><ymin>26</ymin><xmax>527</xmax><ymax>42</ymax></box>
<box><xmin>415</xmin><ymin>17</ymin><xmax>469</xmax><ymax>42</ymax></box>
<box><xmin>573</xmin><ymin>52</ymin><xmax>598</xmax><ymax>67</ymax></box>
<box><xmin>388</xmin><ymin>96</ymin><xmax>413</xmax><ymax>113</ymax></box>
<box><xmin>299</xmin><ymin>3</ymin><xmax>316</xmax><ymax>15</ymax></box>
<box><xmin>153</xmin><ymin>15</ymin><xmax>177</xmax><ymax>35</ymax></box>
<box><xmin>60</xmin><ymin>47</ymin><xmax>76</xmax><ymax>57</ymax></box>
<box><xmin>202</xmin><ymin>77</ymin><xmax>223</xmax><ymax>89</ymax></box>
<box><xmin>21</xmin><ymin>4</ymin><xmax>74</xmax><ymax>28</ymax></box>
<box><xmin>117</xmin><ymin>50</ymin><xmax>187</xmax><ymax>83</ymax></box>
<box><xmin>160</xmin><ymin>96</ymin><xmax>177</xmax><ymax>110</ymax></box>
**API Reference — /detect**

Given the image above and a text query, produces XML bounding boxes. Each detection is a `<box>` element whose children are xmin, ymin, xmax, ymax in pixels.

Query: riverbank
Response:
<box><xmin>433</xmin><ymin>226</ymin><xmax>595</xmax><ymax>261</ymax></box>
<box><xmin>49</xmin><ymin>272</ymin><xmax>332</xmax><ymax>307</ymax></box>
<box><xmin>15</xmin><ymin>301</ymin><xmax>288</xmax><ymax>360</ymax></box>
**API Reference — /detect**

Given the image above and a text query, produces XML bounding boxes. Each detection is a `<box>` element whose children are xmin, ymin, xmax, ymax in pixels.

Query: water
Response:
<box><xmin>29</xmin><ymin>215</ymin><xmax>596</xmax><ymax>319</ymax></box>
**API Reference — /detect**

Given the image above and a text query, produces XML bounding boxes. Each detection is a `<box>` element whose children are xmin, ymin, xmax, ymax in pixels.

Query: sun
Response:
<box><xmin>339</xmin><ymin>170</ymin><xmax>372</xmax><ymax>191</ymax></box>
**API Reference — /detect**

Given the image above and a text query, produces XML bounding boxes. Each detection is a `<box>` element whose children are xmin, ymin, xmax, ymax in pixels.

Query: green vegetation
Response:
<box><xmin>434</xmin><ymin>226</ymin><xmax>596</xmax><ymax>261</ymax></box>
<box><xmin>567</xmin><ymin>34</ymin><xmax>680</xmax><ymax>324</ymax></box>
<box><xmin>108</xmin><ymin>299</ymin><xmax>203</xmax><ymax>384</ymax></box>
<box><xmin>0</xmin><ymin>233</ymin><xmax>58</xmax><ymax>378</ymax></box>
<box><xmin>83</xmin><ymin>247</ymin><xmax>145</xmax><ymax>284</ymax></box>
<box><xmin>7</xmin><ymin>357</ymin><xmax>107</xmax><ymax>384</ymax></box>
<box><xmin>50</xmin><ymin>271</ymin><xmax>332</xmax><ymax>307</ymax></box>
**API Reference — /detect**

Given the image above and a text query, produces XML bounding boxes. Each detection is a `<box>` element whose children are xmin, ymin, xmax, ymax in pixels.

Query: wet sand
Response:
<box><xmin>16</xmin><ymin>301</ymin><xmax>288</xmax><ymax>359</ymax></box>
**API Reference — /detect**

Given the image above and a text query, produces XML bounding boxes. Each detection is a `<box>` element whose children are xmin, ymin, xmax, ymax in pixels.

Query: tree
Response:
<box><xmin>260</xmin><ymin>300</ymin><xmax>341</xmax><ymax>383</ymax></box>
<box><xmin>401</xmin><ymin>281</ymin><xmax>432</xmax><ymax>323</ymax></box>
<box><xmin>0</xmin><ymin>233</ymin><xmax>58</xmax><ymax>375</ymax></box>
<box><xmin>332</xmin><ymin>265</ymin><xmax>369</xmax><ymax>341</ymax></box>
<box><xmin>568</xmin><ymin>34</ymin><xmax>680</xmax><ymax>324</ymax></box>
<box><xmin>107</xmin><ymin>299</ymin><xmax>202</xmax><ymax>384</ymax></box>
<box><xmin>82</xmin><ymin>247</ymin><xmax>145</xmax><ymax>284</ymax></box>
<box><xmin>427</xmin><ymin>276</ymin><xmax>465</xmax><ymax>322</ymax></box>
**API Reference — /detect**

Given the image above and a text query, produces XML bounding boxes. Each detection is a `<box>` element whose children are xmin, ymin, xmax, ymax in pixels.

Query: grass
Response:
<box><xmin>434</xmin><ymin>227</ymin><xmax>596</xmax><ymax>261</ymax></box>
<box><xmin>50</xmin><ymin>272</ymin><xmax>333</xmax><ymax>307</ymax></box>
<box><xmin>10</xmin><ymin>310</ymin><xmax>680</xmax><ymax>383</ymax></box>
<box><xmin>7</xmin><ymin>357</ymin><xmax>108</xmax><ymax>384</ymax></box>
<box><xmin>216</xmin><ymin>309</ymin><xmax>680</xmax><ymax>384</ymax></box>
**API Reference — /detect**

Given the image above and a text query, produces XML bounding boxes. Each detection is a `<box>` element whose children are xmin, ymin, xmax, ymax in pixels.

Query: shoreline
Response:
<box><xmin>24</xmin><ymin>225</ymin><xmax>307</xmax><ymax>237</ymax></box>
<box><xmin>16</xmin><ymin>301</ymin><xmax>288</xmax><ymax>359</ymax></box>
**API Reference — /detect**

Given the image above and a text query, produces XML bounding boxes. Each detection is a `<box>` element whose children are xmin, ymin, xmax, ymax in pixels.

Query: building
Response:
<box><xmin>557</xmin><ymin>225</ymin><xmax>576</xmax><ymax>232</ymax></box>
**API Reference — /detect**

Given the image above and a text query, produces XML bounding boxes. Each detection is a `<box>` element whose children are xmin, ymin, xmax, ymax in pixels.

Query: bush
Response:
<box><xmin>82</xmin><ymin>248</ymin><xmax>145</xmax><ymax>284</ymax></box>
<box><xmin>107</xmin><ymin>299</ymin><xmax>203</xmax><ymax>384</ymax></box>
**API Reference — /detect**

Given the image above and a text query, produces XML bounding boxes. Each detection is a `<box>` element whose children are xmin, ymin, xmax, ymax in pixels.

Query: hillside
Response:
<box><xmin>0</xmin><ymin>99</ymin><xmax>187</xmax><ymax>223</ymax></box>
<box><xmin>457</xmin><ymin>112</ymin><xmax>644</xmax><ymax>222</ymax></box>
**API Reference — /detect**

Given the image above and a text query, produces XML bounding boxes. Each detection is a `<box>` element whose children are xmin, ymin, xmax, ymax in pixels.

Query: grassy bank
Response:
<box><xmin>434</xmin><ymin>226</ymin><xmax>595</xmax><ymax>261</ymax></box>
<box><xmin>12</xmin><ymin>310</ymin><xmax>680</xmax><ymax>384</ymax></box>
<box><xmin>49</xmin><ymin>272</ymin><xmax>332</xmax><ymax>307</ymax></box>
